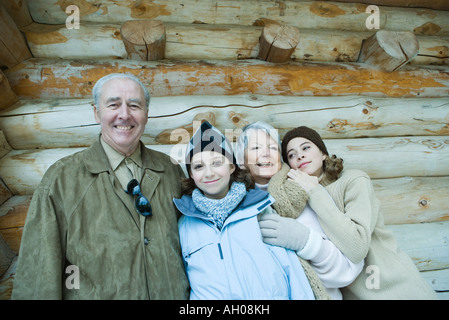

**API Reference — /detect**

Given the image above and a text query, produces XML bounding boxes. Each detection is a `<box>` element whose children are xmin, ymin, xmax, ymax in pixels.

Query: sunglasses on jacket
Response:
<box><xmin>125</xmin><ymin>179</ymin><xmax>153</xmax><ymax>217</ymax></box>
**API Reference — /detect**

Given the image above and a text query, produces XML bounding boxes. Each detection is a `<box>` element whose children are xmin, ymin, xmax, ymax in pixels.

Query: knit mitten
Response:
<box><xmin>258</xmin><ymin>210</ymin><xmax>310</xmax><ymax>252</ymax></box>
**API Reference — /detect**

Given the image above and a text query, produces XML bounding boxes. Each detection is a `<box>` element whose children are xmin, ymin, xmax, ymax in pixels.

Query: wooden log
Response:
<box><xmin>387</xmin><ymin>221</ymin><xmax>449</xmax><ymax>272</ymax></box>
<box><xmin>257</xmin><ymin>23</ymin><xmax>299</xmax><ymax>63</ymax></box>
<box><xmin>0</xmin><ymin>70</ymin><xmax>18</xmax><ymax>110</ymax></box>
<box><xmin>0</xmin><ymin>196</ymin><xmax>30</xmax><ymax>253</ymax></box>
<box><xmin>21</xmin><ymin>21</ymin><xmax>257</xmax><ymax>60</ymax></box>
<box><xmin>19</xmin><ymin>22</ymin><xmax>448</xmax><ymax>65</ymax></box>
<box><xmin>0</xmin><ymin>178</ymin><xmax>12</xmax><ymax>207</ymax></box>
<box><xmin>373</xmin><ymin>177</ymin><xmax>449</xmax><ymax>225</ymax></box>
<box><xmin>21</xmin><ymin>22</ymin><xmax>126</xmax><ymax>60</ymax></box>
<box><xmin>1</xmin><ymin>136</ymin><xmax>448</xmax><ymax>195</ymax></box>
<box><xmin>329</xmin><ymin>0</ymin><xmax>449</xmax><ymax>11</ymax></box>
<box><xmin>5</xmin><ymin>58</ymin><xmax>449</xmax><ymax>99</ymax></box>
<box><xmin>1</xmin><ymin>95</ymin><xmax>448</xmax><ymax>149</ymax></box>
<box><xmin>0</xmin><ymin>129</ymin><xmax>12</xmax><ymax>204</ymax></box>
<box><xmin>0</xmin><ymin>232</ymin><xmax>15</xmax><ymax>276</ymax></box>
<box><xmin>120</xmin><ymin>20</ymin><xmax>166</xmax><ymax>61</ymax></box>
<box><xmin>414</xmin><ymin>35</ymin><xmax>449</xmax><ymax>66</ymax></box>
<box><xmin>327</xmin><ymin>136</ymin><xmax>449</xmax><ymax>179</ymax></box>
<box><xmin>421</xmin><ymin>269</ymin><xmax>449</xmax><ymax>295</ymax></box>
<box><xmin>0</xmin><ymin>196</ymin><xmax>30</xmax><ymax>226</ymax></box>
<box><xmin>0</xmin><ymin>99</ymin><xmax>99</xmax><ymax>149</ymax></box>
<box><xmin>0</xmin><ymin>0</ymin><xmax>33</xmax><ymax>28</ymax></box>
<box><xmin>0</xmin><ymin>148</ymin><xmax>84</xmax><ymax>195</ymax></box>
<box><xmin>165</xmin><ymin>23</ymin><xmax>260</xmax><ymax>61</ymax></box>
<box><xmin>358</xmin><ymin>30</ymin><xmax>419</xmax><ymax>71</ymax></box>
<box><xmin>25</xmin><ymin>0</ymin><xmax>449</xmax><ymax>36</ymax></box>
<box><xmin>0</xmin><ymin>255</ymin><xmax>17</xmax><ymax>300</ymax></box>
<box><xmin>0</xmin><ymin>196</ymin><xmax>28</xmax><ymax>254</ymax></box>
<box><xmin>0</xmin><ymin>128</ymin><xmax>12</xmax><ymax>159</ymax></box>
<box><xmin>437</xmin><ymin>292</ymin><xmax>449</xmax><ymax>300</ymax></box>
<box><xmin>0</xmin><ymin>4</ymin><xmax>32</xmax><ymax>70</ymax></box>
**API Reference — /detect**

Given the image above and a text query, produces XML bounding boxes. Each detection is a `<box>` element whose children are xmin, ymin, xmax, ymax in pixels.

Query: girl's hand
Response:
<box><xmin>287</xmin><ymin>169</ymin><xmax>319</xmax><ymax>194</ymax></box>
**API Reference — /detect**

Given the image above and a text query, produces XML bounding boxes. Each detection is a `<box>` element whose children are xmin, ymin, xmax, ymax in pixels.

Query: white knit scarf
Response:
<box><xmin>192</xmin><ymin>182</ymin><xmax>247</xmax><ymax>230</ymax></box>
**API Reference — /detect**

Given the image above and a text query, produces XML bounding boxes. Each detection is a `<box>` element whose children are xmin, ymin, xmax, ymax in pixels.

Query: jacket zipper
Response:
<box><xmin>217</xmin><ymin>243</ymin><xmax>224</xmax><ymax>260</ymax></box>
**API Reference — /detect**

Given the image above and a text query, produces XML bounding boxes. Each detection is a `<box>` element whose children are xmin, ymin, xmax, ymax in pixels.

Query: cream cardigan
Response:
<box><xmin>267</xmin><ymin>164</ymin><xmax>363</xmax><ymax>300</ymax></box>
<box><xmin>309</xmin><ymin>169</ymin><xmax>436</xmax><ymax>300</ymax></box>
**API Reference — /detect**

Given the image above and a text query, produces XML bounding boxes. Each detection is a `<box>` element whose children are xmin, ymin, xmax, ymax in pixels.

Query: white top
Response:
<box><xmin>296</xmin><ymin>204</ymin><xmax>364</xmax><ymax>300</ymax></box>
<box><xmin>256</xmin><ymin>182</ymin><xmax>363</xmax><ymax>300</ymax></box>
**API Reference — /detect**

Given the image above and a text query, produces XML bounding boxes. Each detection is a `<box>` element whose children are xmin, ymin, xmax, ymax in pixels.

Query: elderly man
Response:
<box><xmin>12</xmin><ymin>74</ymin><xmax>189</xmax><ymax>299</ymax></box>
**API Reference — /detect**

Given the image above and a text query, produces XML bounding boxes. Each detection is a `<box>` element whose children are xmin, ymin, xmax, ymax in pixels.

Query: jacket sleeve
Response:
<box><xmin>307</xmin><ymin>173</ymin><xmax>379</xmax><ymax>264</ymax></box>
<box><xmin>12</xmin><ymin>184</ymin><xmax>67</xmax><ymax>300</ymax></box>
<box><xmin>173</xmin><ymin>163</ymin><xmax>186</xmax><ymax>220</ymax></box>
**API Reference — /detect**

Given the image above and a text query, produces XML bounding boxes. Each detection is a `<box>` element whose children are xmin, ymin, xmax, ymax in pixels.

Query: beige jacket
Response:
<box><xmin>309</xmin><ymin>169</ymin><xmax>436</xmax><ymax>300</ymax></box>
<box><xmin>12</xmin><ymin>138</ymin><xmax>189</xmax><ymax>299</ymax></box>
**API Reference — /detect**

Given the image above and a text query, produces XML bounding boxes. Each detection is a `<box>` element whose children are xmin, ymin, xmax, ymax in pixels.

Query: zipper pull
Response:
<box><xmin>217</xmin><ymin>243</ymin><xmax>224</xmax><ymax>260</ymax></box>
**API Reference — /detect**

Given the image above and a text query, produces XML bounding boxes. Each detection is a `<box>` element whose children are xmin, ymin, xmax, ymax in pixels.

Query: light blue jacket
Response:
<box><xmin>174</xmin><ymin>188</ymin><xmax>315</xmax><ymax>300</ymax></box>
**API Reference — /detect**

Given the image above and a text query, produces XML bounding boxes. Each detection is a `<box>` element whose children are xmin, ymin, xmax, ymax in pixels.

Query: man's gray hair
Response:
<box><xmin>234</xmin><ymin>121</ymin><xmax>281</xmax><ymax>168</ymax></box>
<box><xmin>92</xmin><ymin>73</ymin><xmax>151</xmax><ymax>109</ymax></box>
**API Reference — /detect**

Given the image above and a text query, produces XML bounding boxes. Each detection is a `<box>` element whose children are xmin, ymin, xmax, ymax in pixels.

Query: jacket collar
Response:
<box><xmin>174</xmin><ymin>187</ymin><xmax>273</xmax><ymax>223</ymax></box>
<box><xmin>83</xmin><ymin>135</ymin><xmax>165</xmax><ymax>174</ymax></box>
<box><xmin>100</xmin><ymin>138</ymin><xmax>142</xmax><ymax>172</ymax></box>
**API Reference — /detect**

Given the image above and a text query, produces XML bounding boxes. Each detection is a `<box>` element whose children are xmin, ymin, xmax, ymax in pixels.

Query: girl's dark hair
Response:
<box><xmin>181</xmin><ymin>165</ymin><xmax>255</xmax><ymax>196</ymax></box>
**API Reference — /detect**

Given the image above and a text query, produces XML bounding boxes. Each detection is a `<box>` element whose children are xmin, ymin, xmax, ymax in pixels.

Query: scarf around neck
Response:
<box><xmin>268</xmin><ymin>163</ymin><xmax>308</xmax><ymax>219</ymax></box>
<box><xmin>192</xmin><ymin>182</ymin><xmax>247</xmax><ymax>230</ymax></box>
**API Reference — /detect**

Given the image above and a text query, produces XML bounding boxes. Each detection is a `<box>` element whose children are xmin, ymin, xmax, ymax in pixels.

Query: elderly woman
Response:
<box><xmin>235</xmin><ymin>121</ymin><xmax>363</xmax><ymax>300</ymax></box>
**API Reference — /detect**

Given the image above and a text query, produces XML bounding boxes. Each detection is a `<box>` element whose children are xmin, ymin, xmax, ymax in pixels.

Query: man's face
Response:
<box><xmin>94</xmin><ymin>78</ymin><xmax>148</xmax><ymax>156</ymax></box>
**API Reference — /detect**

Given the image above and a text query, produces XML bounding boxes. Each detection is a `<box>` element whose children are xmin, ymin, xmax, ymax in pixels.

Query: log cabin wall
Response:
<box><xmin>0</xmin><ymin>0</ymin><xmax>448</xmax><ymax>299</ymax></box>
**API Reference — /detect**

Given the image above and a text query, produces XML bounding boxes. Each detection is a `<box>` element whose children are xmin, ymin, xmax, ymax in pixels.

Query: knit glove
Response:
<box><xmin>258</xmin><ymin>211</ymin><xmax>310</xmax><ymax>252</ymax></box>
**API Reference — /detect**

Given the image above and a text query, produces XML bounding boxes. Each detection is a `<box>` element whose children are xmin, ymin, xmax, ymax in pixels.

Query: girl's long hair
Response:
<box><xmin>320</xmin><ymin>154</ymin><xmax>344</xmax><ymax>186</ymax></box>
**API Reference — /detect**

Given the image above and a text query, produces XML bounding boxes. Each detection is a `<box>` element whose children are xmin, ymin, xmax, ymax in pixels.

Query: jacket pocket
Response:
<box><xmin>183</xmin><ymin>241</ymin><xmax>215</xmax><ymax>259</ymax></box>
